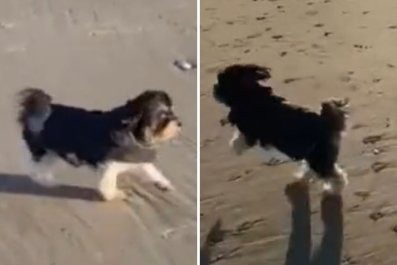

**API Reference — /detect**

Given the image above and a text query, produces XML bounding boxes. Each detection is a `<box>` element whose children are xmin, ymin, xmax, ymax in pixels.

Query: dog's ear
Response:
<box><xmin>125</xmin><ymin>98</ymin><xmax>138</xmax><ymax>110</ymax></box>
<box><xmin>121</xmin><ymin>112</ymin><xmax>143</xmax><ymax>129</ymax></box>
<box><xmin>321</xmin><ymin>101</ymin><xmax>347</xmax><ymax>132</ymax></box>
<box><xmin>251</xmin><ymin>65</ymin><xmax>271</xmax><ymax>81</ymax></box>
<box><xmin>245</xmin><ymin>65</ymin><xmax>271</xmax><ymax>87</ymax></box>
<box><xmin>232</xmin><ymin>64</ymin><xmax>272</xmax><ymax>89</ymax></box>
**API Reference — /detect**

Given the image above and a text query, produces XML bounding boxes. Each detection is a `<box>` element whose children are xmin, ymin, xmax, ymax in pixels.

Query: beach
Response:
<box><xmin>201</xmin><ymin>0</ymin><xmax>397</xmax><ymax>264</ymax></box>
<box><xmin>0</xmin><ymin>0</ymin><xmax>196</xmax><ymax>264</ymax></box>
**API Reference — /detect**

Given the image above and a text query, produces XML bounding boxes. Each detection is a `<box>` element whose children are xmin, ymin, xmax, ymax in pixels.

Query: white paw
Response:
<box><xmin>322</xmin><ymin>177</ymin><xmax>347</xmax><ymax>195</ymax></box>
<box><xmin>323</xmin><ymin>165</ymin><xmax>348</xmax><ymax>194</ymax></box>
<box><xmin>293</xmin><ymin>161</ymin><xmax>316</xmax><ymax>183</ymax></box>
<box><xmin>294</xmin><ymin>171</ymin><xmax>316</xmax><ymax>183</ymax></box>
<box><xmin>154</xmin><ymin>179</ymin><xmax>175</xmax><ymax>192</ymax></box>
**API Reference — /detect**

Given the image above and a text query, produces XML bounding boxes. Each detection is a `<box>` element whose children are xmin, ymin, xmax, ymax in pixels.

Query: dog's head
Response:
<box><xmin>121</xmin><ymin>90</ymin><xmax>182</xmax><ymax>147</ymax></box>
<box><xmin>213</xmin><ymin>64</ymin><xmax>272</xmax><ymax>106</ymax></box>
<box><xmin>321</xmin><ymin>98</ymin><xmax>349</xmax><ymax>133</ymax></box>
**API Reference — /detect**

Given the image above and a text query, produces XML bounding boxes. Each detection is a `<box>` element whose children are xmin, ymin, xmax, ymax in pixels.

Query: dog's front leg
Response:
<box><xmin>138</xmin><ymin>163</ymin><xmax>174</xmax><ymax>192</ymax></box>
<box><xmin>98</xmin><ymin>162</ymin><xmax>130</xmax><ymax>201</ymax></box>
<box><xmin>294</xmin><ymin>161</ymin><xmax>316</xmax><ymax>182</ymax></box>
<box><xmin>229</xmin><ymin>129</ymin><xmax>250</xmax><ymax>155</ymax></box>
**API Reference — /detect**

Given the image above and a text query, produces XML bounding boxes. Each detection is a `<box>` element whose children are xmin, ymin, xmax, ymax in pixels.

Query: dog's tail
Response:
<box><xmin>320</xmin><ymin>98</ymin><xmax>349</xmax><ymax>133</ymax></box>
<box><xmin>17</xmin><ymin>88</ymin><xmax>52</xmax><ymax>126</ymax></box>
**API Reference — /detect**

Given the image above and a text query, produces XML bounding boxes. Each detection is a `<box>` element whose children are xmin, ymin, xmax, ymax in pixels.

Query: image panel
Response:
<box><xmin>201</xmin><ymin>0</ymin><xmax>393</xmax><ymax>264</ymax></box>
<box><xmin>0</xmin><ymin>0</ymin><xmax>197</xmax><ymax>264</ymax></box>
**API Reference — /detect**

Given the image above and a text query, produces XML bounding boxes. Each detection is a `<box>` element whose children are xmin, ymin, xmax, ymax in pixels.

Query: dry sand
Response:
<box><xmin>0</xmin><ymin>0</ymin><xmax>196</xmax><ymax>264</ymax></box>
<box><xmin>201</xmin><ymin>0</ymin><xmax>397</xmax><ymax>264</ymax></box>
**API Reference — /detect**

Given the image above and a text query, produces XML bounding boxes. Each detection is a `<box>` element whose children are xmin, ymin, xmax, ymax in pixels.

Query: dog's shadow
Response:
<box><xmin>0</xmin><ymin>173</ymin><xmax>102</xmax><ymax>201</ymax></box>
<box><xmin>200</xmin><ymin>219</ymin><xmax>227</xmax><ymax>265</ymax></box>
<box><xmin>285</xmin><ymin>181</ymin><xmax>343</xmax><ymax>265</ymax></box>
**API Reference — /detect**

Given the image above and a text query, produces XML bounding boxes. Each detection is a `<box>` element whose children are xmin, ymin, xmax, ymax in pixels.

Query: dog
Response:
<box><xmin>213</xmin><ymin>64</ymin><xmax>348</xmax><ymax>193</ymax></box>
<box><xmin>17</xmin><ymin>88</ymin><xmax>182</xmax><ymax>201</ymax></box>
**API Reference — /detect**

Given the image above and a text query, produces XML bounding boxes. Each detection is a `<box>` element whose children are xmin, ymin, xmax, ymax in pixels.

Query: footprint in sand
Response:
<box><xmin>284</xmin><ymin>77</ymin><xmax>302</xmax><ymax>84</ymax></box>
<box><xmin>272</xmin><ymin>35</ymin><xmax>283</xmax><ymax>40</ymax></box>
<box><xmin>351</xmin><ymin>123</ymin><xmax>368</xmax><ymax>130</ymax></box>
<box><xmin>228</xmin><ymin>169</ymin><xmax>253</xmax><ymax>182</ymax></box>
<box><xmin>362</xmin><ymin>134</ymin><xmax>386</xmax><ymax>144</ymax></box>
<box><xmin>201</xmin><ymin>138</ymin><xmax>217</xmax><ymax>148</ymax></box>
<box><xmin>339</xmin><ymin>75</ymin><xmax>352</xmax><ymax>83</ymax></box>
<box><xmin>306</xmin><ymin>10</ymin><xmax>318</xmax><ymax>16</ymax></box>
<box><xmin>233</xmin><ymin>218</ymin><xmax>264</xmax><ymax>235</ymax></box>
<box><xmin>371</xmin><ymin>161</ymin><xmax>397</xmax><ymax>173</ymax></box>
<box><xmin>256</xmin><ymin>16</ymin><xmax>267</xmax><ymax>21</ymax></box>
<box><xmin>247</xmin><ymin>33</ymin><xmax>262</xmax><ymax>39</ymax></box>
<box><xmin>353</xmin><ymin>44</ymin><xmax>371</xmax><ymax>50</ymax></box>
<box><xmin>280</xmin><ymin>51</ymin><xmax>288</xmax><ymax>57</ymax></box>
<box><xmin>370</xmin><ymin>206</ymin><xmax>397</xmax><ymax>221</ymax></box>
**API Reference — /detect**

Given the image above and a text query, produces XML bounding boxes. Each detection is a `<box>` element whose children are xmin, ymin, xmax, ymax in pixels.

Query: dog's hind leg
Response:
<box><xmin>322</xmin><ymin>164</ymin><xmax>348</xmax><ymax>194</ymax></box>
<box><xmin>229</xmin><ymin>129</ymin><xmax>250</xmax><ymax>155</ymax></box>
<box><xmin>21</xmin><ymin>130</ymin><xmax>58</xmax><ymax>186</ymax></box>
<box><xmin>27</xmin><ymin>153</ymin><xmax>58</xmax><ymax>187</ymax></box>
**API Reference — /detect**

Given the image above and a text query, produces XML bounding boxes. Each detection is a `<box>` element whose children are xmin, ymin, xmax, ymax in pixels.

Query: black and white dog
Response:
<box><xmin>213</xmin><ymin>64</ymin><xmax>348</xmax><ymax>193</ymax></box>
<box><xmin>17</xmin><ymin>88</ymin><xmax>182</xmax><ymax>201</ymax></box>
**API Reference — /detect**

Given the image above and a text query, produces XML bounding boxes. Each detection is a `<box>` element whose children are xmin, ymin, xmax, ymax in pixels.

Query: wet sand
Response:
<box><xmin>0</xmin><ymin>0</ymin><xmax>196</xmax><ymax>264</ymax></box>
<box><xmin>201</xmin><ymin>0</ymin><xmax>397</xmax><ymax>264</ymax></box>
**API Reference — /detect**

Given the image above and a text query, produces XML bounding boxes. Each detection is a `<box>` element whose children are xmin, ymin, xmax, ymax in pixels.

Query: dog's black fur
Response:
<box><xmin>18</xmin><ymin>88</ymin><xmax>181</xmax><ymax>167</ymax></box>
<box><xmin>213</xmin><ymin>64</ymin><xmax>347</xmax><ymax>179</ymax></box>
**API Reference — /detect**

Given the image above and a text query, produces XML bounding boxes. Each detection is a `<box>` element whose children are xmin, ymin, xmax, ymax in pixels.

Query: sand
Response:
<box><xmin>0</xmin><ymin>0</ymin><xmax>196</xmax><ymax>264</ymax></box>
<box><xmin>201</xmin><ymin>0</ymin><xmax>397</xmax><ymax>264</ymax></box>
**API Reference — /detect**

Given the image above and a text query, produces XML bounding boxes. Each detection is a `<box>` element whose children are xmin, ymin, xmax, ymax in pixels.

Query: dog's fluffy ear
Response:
<box><xmin>214</xmin><ymin>64</ymin><xmax>288</xmax><ymax>108</ymax></box>
<box><xmin>120</xmin><ymin>103</ymin><xmax>143</xmax><ymax>129</ymax></box>
<box><xmin>217</xmin><ymin>64</ymin><xmax>272</xmax><ymax>88</ymax></box>
<box><xmin>125</xmin><ymin>97</ymin><xmax>144</xmax><ymax>115</ymax></box>
<box><xmin>321</xmin><ymin>100</ymin><xmax>348</xmax><ymax>132</ymax></box>
<box><xmin>246</xmin><ymin>64</ymin><xmax>272</xmax><ymax>81</ymax></box>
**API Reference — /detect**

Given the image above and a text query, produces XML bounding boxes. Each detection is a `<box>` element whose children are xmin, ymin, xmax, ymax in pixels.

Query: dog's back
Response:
<box><xmin>214</xmin><ymin>64</ymin><xmax>346</xmax><ymax>163</ymax></box>
<box><xmin>17</xmin><ymin>88</ymin><xmax>120</xmax><ymax>165</ymax></box>
<box><xmin>230</xmin><ymin>93</ymin><xmax>327</xmax><ymax>158</ymax></box>
<box><xmin>230</xmin><ymin>93</ymin><xmax>346</xmax><ymax>184</ymax></box>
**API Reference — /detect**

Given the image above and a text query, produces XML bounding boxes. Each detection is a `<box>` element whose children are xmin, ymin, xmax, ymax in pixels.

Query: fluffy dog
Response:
<box><xmin>17</xmin><ymin>88</ymin><xmax>182</xmax><ymax>200</ymax></box>
<box><xmin>213</xmin><ymin>64</ymin><xmax>348</xmax><ymax>193</ymax></box>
